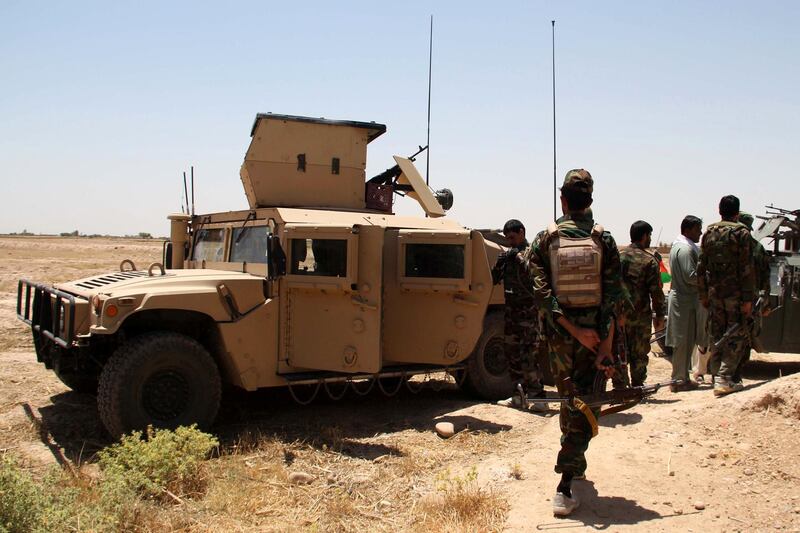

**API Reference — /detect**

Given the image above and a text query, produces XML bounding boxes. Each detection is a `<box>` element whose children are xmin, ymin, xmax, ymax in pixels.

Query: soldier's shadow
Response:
<box><xmin>538</xmin><ymin>481</ymin><xmax>682</xmax><ymax>530</ymax></box>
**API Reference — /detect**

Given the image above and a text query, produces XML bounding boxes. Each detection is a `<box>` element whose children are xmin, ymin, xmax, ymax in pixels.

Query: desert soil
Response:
<box><xmin>1</xmin><ymin>235</ymin><xmax>799</xmax><ymax>532</ymax></box>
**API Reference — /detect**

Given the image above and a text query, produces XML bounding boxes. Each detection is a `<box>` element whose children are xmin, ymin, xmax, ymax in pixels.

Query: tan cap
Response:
<box><xmin>562</xmin><ymin>169</ymin><xmax>593</xmax><ymax>194</ymax></box>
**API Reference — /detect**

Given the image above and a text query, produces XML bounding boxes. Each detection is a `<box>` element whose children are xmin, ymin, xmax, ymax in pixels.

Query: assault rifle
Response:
<box><xmin>713</xmin><ymin>296</ymin><xmax>765</xmax><ymax>349</ymax></box>
<box><xmin>524</xmin><ymin>377</ymin><xmax>683</xmax><ymax>436</ymax></box>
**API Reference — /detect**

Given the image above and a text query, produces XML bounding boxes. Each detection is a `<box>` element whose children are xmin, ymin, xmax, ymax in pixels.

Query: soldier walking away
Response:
<box><xmin>524</xmin><ymin>169</ymin><xmax>624</xmax><ymax>516</ymax></box>
<box><xmin>491</xmin><ymin>219</ymin><xmax>546</xmax><ymax>409</ymax></box>
<box><xmin>697</xmin><ymin>195</ymin><xmax>755</xmax><ymax>397</ymax></box>
<box><xmin>733</xmin><ymin>212</ymin><xmax>772</xmax><ymax>384</ymax></box>
<box><xmin>619</xmin><ymin>221</ymin><xmax>666</xmax><ymax>387</ymax></box>
<box><xmin>665</xmin><ymin>216</ymin><xmax>707</xmax><ymax>390</ymax></box>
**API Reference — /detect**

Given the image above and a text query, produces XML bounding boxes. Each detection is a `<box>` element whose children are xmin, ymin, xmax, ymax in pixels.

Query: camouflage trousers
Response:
<box><xmin>504</xmin><ymin>306</ymin><xmax>543</xmax><ymax>394</ymax></box>
<box><xmin>623</xmin><ymin>320</ymin><xmax>651</xmax><ymax>387</ymax></box>
<box><xmin>734</xmin><ymin>312</ymin><xmax>761</xmax><ymax>382</ymax></box>
<box><xmin>547</xmin><ymin>328</ymin><xmax>600</xmax><ymax>476</ymax></box>
<box><xmin>707</xmin><ymin>297</ymin><xmax>750</xmax><ymax>382</ymax></box>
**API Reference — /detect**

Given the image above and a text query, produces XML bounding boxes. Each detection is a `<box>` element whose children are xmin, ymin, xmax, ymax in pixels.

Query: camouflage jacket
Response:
<box><xmin>620</xmin><ymin>243</ymin><xmax>666</xmax><ymax>321</ymax></box>
<box><xmin>491</xmin><ymin>238</ymin><xmax>533</xmax><ymax>308</ymax></box>
<box><xmin>697</xmin><ymin>220</ymin><xmax>755</xmax><ymax>303</ymax></box>
<box><xmin>522</xmin><ymin>212</ymin><xmax>623</xmax><ymax>340</ymax></box>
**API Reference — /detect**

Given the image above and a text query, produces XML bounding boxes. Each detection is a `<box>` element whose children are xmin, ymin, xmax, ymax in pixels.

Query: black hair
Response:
<box><xmin>629</xmin><ymin>220</ymin><xmax>653</xmax><ymax>243</ymax></box>
<box><xmin>561</xmin><ymin>188</ymin><xmax>593</xmax><ymax>211</ymax></box>
<box><xmin>680</xmin><ymin>215</ymin><xmax>702</xmax><ymax>234</ymax></box>
<box><xmin>719</xmin><ymin>195</ymin><xmax>740</xmax><ymax>218</ymax></box>
<box><xmin>503</xmin><ymin>219</ymin><xmax>525</xmax><ymax>235</ymax></box>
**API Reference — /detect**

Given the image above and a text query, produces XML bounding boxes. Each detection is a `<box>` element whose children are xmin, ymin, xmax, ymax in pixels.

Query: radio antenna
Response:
<box><xmin>183</xmin><ymin>171</ymin><xmax>190</xmax><ymax>214</ymax></box>
<box><xmin>426</xmin><ymin>14</ymin><xmax>433</xmax><ymax>187</ymax></box>
<box><xmin>551</xmin><ymin>20</ymin><xmax>557</xmax><ymax>221</ymax></box>
<box><xmin>190</xmin><ymin>165</ymin><xmax>195</xmax><ymax>216</ymax></box>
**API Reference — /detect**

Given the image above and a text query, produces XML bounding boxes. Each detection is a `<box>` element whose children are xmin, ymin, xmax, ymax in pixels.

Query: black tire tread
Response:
<box><xmin>97</xmin><ymin>331</ymin><xmax>221</xmax><ymax>438</ymax></box>
<box><xmin>462</xmin><ymin>312</ymin><xmax>513</xmax><ymax>400</ymax></box>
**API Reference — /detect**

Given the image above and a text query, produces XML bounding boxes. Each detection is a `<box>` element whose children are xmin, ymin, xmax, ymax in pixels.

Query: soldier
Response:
<box><xmin>619</xmin><ymin>220</ymin><xmax>666</xmax><ymax>387</ymax></box>
<box><xmin>732</xmin><ymin>212</ymin><xmax>772</xmax><ymax>385</ymax></box>
<box><xmin>523</xmin><ymin>169</ymin><xmax>624</xmax><ymax>516</ymax></box>
<box><xmin>491</xmin><ymin>219</ymin><xmax>545</xmax><ymax>408</ymax></box>
<box><xmin>697</xmin><ymin>195</ymin><xmax>755</xmax><ymax>397</ymax></box>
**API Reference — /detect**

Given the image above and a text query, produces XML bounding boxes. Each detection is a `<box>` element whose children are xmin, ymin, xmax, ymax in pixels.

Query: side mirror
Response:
<box><xmin>267</xmin><ymin>234</ymin><xmax>286</xmax><ymax>280</ymax></box>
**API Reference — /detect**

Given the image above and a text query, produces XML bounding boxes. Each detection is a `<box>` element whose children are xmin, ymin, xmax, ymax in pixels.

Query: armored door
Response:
<box><xmin>381</xmin><ymin>229</ymin><xmax>492</xmax><ymax>366</ymax></box>
<box><xmin>282</xmin><ymin>224</ymin><xmax>382</xmax><ymax>373</ymax></box>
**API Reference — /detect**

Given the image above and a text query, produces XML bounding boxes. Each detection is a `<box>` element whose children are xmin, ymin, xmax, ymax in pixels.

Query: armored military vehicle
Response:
<box><xmin>753</xmin><ymin>205</ymin><xmax>800</xmax><ymax>353</ymax></box>
<box><xmin>17</xmin><ymin>113</ymin><xmax>522</xmax><ymax>437</ymax></box>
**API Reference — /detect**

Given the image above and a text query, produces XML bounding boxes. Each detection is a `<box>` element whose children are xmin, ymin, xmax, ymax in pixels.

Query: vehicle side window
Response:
<box><xmin>193</xmin><ymin>229</ymin><xmax>225</xmax><ymax>262</ymax></box>
<box><xmin>404</xmin><ymin>243</ymin><xmax>465</xmax><ymax>278</ymax></box>
<box><xmin>289</xmin><ymin>238</ymin><xmax>347</xmax><ymax>277</ymax></box>
<box><xmin>230</xmin><ymin>227</ymin><xmax>269</xmax><ymax>264</ymax></box>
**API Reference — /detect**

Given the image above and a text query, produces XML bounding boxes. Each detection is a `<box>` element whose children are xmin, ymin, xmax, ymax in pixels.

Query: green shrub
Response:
<box><xmin>0</xmin><ymin>455</ymin><xmax>45</xmax><ymax>533</ymax></box>
<box><xmin>98</xmin><ymin>425</ymin><xmax>219</xmax><ymax>501</ymax></box>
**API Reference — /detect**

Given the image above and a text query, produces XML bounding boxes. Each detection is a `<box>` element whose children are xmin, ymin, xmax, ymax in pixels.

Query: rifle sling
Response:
<box><xmin>572</xmin><ymin>398</ymin><xmax>599</xmax><ymax>437</ymax></box>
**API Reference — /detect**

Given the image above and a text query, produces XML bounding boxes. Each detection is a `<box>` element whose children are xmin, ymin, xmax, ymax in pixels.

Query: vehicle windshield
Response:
<box><xmin>231</xmin><ymin>226</ymin><xmax>269</xmax><ymax>263</ymax></box>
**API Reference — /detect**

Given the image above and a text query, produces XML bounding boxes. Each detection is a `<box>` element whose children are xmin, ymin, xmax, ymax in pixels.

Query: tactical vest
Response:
<box><xmin>547</xmin><ymin>222</ymin><xmax>604</xmax><ymax>308</ymax></box>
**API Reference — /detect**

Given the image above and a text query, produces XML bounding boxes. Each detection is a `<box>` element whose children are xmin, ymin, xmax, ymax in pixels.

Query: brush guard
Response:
<box><xmin>17</xmin><ymin>280</ymin><xmax>76</xmax><ymax>349</ymax></box>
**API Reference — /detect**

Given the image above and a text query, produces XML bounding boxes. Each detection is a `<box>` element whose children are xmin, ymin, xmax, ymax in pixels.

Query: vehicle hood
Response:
<box><xmin>56</xmin><ymin>269</ymin><xmax>263</xmax><ymax>298</ymax></box>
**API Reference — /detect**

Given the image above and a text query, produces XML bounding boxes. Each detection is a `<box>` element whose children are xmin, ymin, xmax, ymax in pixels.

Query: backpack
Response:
<box><xmin>547</xmin><ymin>222</ymin><xmax>604</xmax><ymax>308</ymax></box>
<box><xmin>704</xmin><ymin>221</ymin><xmax>741</xmax><ymax>269</ymax></box>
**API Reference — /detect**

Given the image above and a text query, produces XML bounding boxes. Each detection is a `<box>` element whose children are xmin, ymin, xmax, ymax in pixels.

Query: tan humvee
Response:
<box><xmin>17</xmin><ymin>114</ymin><xmax>518</xmax><ymax>437</ymax></box>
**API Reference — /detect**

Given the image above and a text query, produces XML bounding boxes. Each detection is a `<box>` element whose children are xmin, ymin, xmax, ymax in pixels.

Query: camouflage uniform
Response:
<box><xmin>733</xmin><ymin>213</ymin><xmax>772</xmax><ymax>382</ymax></box>
<box><xmin>491</xmin><ymin>239</ymin><xmax>543</xmax><ymax>394</ymax></box>
<box><xmin>523</xmin><ymin>185</ymin><xmax>624</xmax><ymax>476</ymax></box>
<box><xmin>619</xmin><ymin>243</ymin><xmax>666</xmax><ymax>386</ymax></box>
<box><xmin>697</xmin><ymin>221</ymin><xmax>755</xmax><ymax>384</ymax></box>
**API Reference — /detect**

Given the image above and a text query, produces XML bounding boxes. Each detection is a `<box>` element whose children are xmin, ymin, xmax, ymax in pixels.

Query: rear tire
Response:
<box><xmin>97</xmin><ymin>332</ymin><xmax>221</xmax><ymax>438</ymax></box>
<box><xmin>461</xmin><ymin>312</ymin><xmax>514</xmax><ymax>400</ymax></box>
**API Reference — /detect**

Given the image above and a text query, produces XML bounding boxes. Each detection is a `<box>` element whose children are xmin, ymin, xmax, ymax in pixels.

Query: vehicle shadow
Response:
<box><xmin>215</xmin><ymin>381</ymin><xmax>511</xmax><ymax>458</ymax></box>
<box><xmin>35</xmin><ymin>391</ymin><xmax>111</xmax><ymax>462</ymax></box>
<box><xmin>35</xmin><ymin>379</ymin><xmax>506</xmax><ymax>464</ymax></box>
<box><xmin>744</xmin><ymin>359</ymin><xmax>800</xmax><ymax>379</ymax></box>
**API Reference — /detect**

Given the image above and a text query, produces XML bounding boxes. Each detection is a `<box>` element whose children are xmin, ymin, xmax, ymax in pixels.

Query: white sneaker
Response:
<box><xmin>553</xmin><ymin>491</ymin><xmax>580</xmax><ymax>516</ymax></box>
<box><xmin>732</xmin><ymin>381</ymin><xmax>744</xmax><ymax>392</ymax></box>
<box><xmin>496</xmin><ymin>396</ymin><xmax>520</xmax><ymax>407</ymax></box>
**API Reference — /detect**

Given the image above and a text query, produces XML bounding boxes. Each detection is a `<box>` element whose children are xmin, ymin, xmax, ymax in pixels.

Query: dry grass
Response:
<box><xmin>181</xmin><ymin>427</ymin><xmax>510</xmax><ymax>532</ymax></box>
<box><xmin>0</xmin><ymin>236</ymin><xmax>512</xmax><ymax>531</ymax></box>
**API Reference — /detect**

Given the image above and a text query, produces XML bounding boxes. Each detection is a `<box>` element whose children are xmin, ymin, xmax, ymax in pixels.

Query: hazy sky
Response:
<box><xmin>1</xmin><ymin>1</ymin><xmax>798</xmax><ymax>243</ymax></box>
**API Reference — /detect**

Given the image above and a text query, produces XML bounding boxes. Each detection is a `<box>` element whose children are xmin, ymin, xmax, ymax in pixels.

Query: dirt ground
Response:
<box><xmin>1</xmin><ymin>235</ymin><xmax>799</xmax><ymax>532</ymax></box>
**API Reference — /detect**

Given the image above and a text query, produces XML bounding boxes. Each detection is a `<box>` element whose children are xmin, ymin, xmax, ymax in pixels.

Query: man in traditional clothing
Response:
<box><xmin>665</xmin><ymin>215</ymin><xmax>707</xmax><ymax>391</ymax></box>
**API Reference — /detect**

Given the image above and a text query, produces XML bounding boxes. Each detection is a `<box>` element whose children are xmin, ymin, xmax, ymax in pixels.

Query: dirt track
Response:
<box><xmin>1</xmin><ymin>236</ymin><xmax>799</xmax><ymax>532</ymax></box>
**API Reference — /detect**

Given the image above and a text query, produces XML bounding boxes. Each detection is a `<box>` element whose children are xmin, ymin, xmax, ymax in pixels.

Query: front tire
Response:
<box><xmin>97</xmin><ymin>332</ymin><xmax>221</xmax><ymax>438</ymax></box>
<box><xmin>461</xmin><ymin>312</ymin><xmax>513</xmax><ymax>400</ymax></box>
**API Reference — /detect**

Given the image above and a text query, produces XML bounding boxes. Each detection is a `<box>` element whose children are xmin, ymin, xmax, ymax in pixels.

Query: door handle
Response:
<box><xmin>351</xmin><ymin>296</ymin><xmax>378</xmax><ymax>311</ymax></box>
<box><xmin>453</xmin><ymin>295</ymin><xmax>479</xmax><ymax>307</ymax></box>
